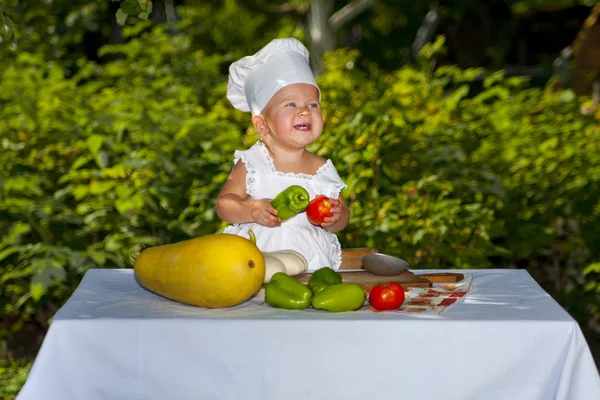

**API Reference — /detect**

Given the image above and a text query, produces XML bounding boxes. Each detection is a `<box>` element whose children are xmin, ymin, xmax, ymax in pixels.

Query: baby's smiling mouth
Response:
<box><xmin>294</xmin><ymin>123</ymin><xmax>312</xmax><ymax>130</ymax></box>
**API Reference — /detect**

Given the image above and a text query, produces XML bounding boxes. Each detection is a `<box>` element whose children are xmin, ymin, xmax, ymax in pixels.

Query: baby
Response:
<box><xmin>216</xmin><ymin>38</ymin><xmax>350</xmax><ymax>271</ymax></box>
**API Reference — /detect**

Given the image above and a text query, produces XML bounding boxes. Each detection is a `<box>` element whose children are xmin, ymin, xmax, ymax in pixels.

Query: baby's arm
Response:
<box><xmin>320</xmin><ymin>195</ymin><xmax>350</xmax><ymax>232</ymax></box>
<box><xmin>216</xmin><ymin>161</ymin><xmax>281</xmax><ymax>227</ymax></box>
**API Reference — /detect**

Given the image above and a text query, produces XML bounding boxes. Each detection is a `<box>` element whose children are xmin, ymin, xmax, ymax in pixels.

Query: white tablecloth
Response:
<box><xmin>17</xmin><ymin>268</ymin><xmax>600</xmax><ymax>400</ymax></box>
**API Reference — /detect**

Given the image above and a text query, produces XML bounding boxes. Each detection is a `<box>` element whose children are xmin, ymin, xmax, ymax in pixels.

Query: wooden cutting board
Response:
<box><xmin>335</xmin><ymin>248</ymin><xmax>464</xmax><ymax>290</ymax></box>
<box><xmin>293</xmin><ymin>270</ymin><xmax>464</xmax><ymax>291</ymax></box>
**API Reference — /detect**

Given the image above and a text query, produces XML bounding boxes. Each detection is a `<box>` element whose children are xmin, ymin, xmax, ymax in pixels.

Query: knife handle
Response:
<box><xmin>415</xmin><ymin>273</ymin><xmax>464</xmax><ymax>283</ymax></box>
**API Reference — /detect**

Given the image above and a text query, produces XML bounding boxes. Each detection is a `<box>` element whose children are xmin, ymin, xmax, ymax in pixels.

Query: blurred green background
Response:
<box><xmin>1</xmin><ymin>0</ymin><xmax>600</xmax><ymax>397</ymax></box>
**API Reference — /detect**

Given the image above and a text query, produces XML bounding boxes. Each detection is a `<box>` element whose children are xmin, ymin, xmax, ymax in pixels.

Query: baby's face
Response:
<box><xmin>261</xmin><ymin>83</ymin><xmax>323</xmax><ymax>149</ymax></box>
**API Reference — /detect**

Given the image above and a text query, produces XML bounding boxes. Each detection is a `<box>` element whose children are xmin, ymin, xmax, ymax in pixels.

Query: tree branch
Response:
<box><xmin>411</xmin><ymin>4</ymin><xmax>440</xmax><ymax>57</ymax></box>
<box><xmin>234</xmin><ymin>0</ymin><xmax>308</xmax><ymax>19</ymax></box>
<box><xmin>329</xmin><ymin>0</ymin><xmax>375</xmax><ymax>31</ymax></box>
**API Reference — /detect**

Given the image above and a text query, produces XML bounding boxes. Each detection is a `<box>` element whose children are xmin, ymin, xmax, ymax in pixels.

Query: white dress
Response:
<box><xmin>223</xmin><ymin>141</ymin><xmax>348</xmax><ymax>271</ymax></box>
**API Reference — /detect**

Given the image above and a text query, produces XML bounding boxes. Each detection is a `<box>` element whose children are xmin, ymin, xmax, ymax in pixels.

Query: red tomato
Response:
<box><xmin>369</xmin><ymin>282</ymin><xmax>405</xmax><ymax>310</ymax></box>
<box><xmin>306</xmin><ymin>196</ymin><xmax>333</xmax><ymax>225</ymax></box>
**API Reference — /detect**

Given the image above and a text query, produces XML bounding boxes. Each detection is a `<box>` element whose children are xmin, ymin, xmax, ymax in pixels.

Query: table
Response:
<box><xmin>17</xmin><ymin>268</ymin><xmax>600</xmax><ymax>400</ymax></box>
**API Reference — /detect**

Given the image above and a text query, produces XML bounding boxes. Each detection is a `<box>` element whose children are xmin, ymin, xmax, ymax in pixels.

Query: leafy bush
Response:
<box><xmin>0</xmin><ymin>357</ymin><xmax>32</xmax><ymax>400</ymax></box>
<box><xmin>0</xmin><ymin>23</ymin><xmax>240</xmax><ymax>343</ymax></box>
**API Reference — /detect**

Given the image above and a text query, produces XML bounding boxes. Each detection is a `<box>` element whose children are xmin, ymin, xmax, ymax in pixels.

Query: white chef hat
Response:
<box><xmin>227</xmin><ymin>38</ymin><xmax>320</xmax><ymax>115</ymax></box>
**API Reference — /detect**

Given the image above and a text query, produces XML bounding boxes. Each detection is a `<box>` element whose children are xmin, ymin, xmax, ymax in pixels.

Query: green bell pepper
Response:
<box><xmin>264</xmin><ymin>272</ymin><xmax>312</xmax><ymax>310</ymax></box>
<box><xmin>271</xmin><ymin>185</ymin><xmax>310</xmax><ymax>221</ymax></box>
<box><xmin>311</xmin><ymin>283</ymin><xmax>366</xmax><ymax>312</ymax></box>
<box><xmin>307</xmin><ymin>267</ymin><xmax>342</xmax><ymax>295</ymax></box>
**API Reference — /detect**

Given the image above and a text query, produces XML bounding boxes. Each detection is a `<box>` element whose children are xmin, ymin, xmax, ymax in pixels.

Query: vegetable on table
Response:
<box><xmin>271</xmin><ymin>185</ymin><xmax>310</xmax><ymax>222</ymax></box>
<box><xmin>269</xmin><ymin>250</ymin><xmax>308</xmax><ymax>276</ymax></box>
<box><xmin>263</xmin><ymin>249</ymin><xmax>308</xmax><ymax>283</ymax></box>
<box><xmin>134</xmin><ymin>230</ymin><xmax>265</xmax><ymax>308</ymax></box>
<box><xmin>368</xmin><ymin>282</ymin><xmax>406</xmax><ymax>311</ymax></box>
<box><xmin>311</xmin><ymin>283</ymin><xmax>366</xmax><ymax>312</ymax></box>
<box><xmin>264</xmin><ymin>272</ymin><xmax>313</xmax><ymax>310</ymax></box>
<box><xmin>263</xmin><ymin>253</ymin><xmax>287</xmax><ymax>283</ymax></box>
<box><xmin>307</xmin><ymin>267</ymin><xmax>342</xmax><ymax>295</ymax></box>
<box><xmin>306</xmin><ymin>195</ymin><xmax>333</xmax><ymax>225</ymax></box>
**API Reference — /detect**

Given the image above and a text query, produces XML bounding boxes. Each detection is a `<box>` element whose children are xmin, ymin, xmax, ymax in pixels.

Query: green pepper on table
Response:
<box><xmin>270</xmin><ymin>185</ymin><xmax>310</xmax><ymax>222</ymax></box>
<box><xmin>311</xmin><ymin>283</ymin><xmax>366</xmax><ymax>312</ymax></box>
<box><xmin>264</xmin><ymin>272</ymin><xmax>313</xmax><ymax>310</ymax></box>
<box><xmin>307</xmin><ymin>267</ymin><xmax>342</xmax><ymax>295</ymax></box>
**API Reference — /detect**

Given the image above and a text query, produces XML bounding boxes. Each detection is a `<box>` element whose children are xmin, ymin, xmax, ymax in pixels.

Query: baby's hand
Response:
<box><xmin>251</xmin><ymin>199</ymin><xmax>281</xmax><ymax>227</ymax></box>
<box><xmin>320</xmin><ymin>197</ymin><xmax>343</xmax><ymax>229</ymax></box>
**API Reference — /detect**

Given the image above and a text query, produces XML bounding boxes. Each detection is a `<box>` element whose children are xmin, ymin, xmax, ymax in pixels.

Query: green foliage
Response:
<box><xmin>583</xmin><ymin>263</ymin><xmax>600</xmax><ymax>314</ymax></box>
<box><xmin>0</xmin><ymin>0</ymin><xmax>112</xmax><ymax>70</ymax></box>
<box><xmin>0</xmin><ymin>357</ymin><xmax>32</xmax><ymax>400</ymax></box>
<box><xmin>113</xmin><ymin>0</ymin><xmax>154</xmax><ymax>26</ymax></box>
<box><xmin>1</xmin><ymin>22</ymin><xmax>235</xmax><ymax>339</ymax></box>
<box><xmin>317</xmin><ymin>45</ymin><xmax>502</xmax><ymax>268</ymax></box>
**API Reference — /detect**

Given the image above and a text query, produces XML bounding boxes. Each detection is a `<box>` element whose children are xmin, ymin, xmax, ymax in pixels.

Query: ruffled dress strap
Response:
<box><xmin>232</xmin><ymin>142</ymin><xmax>271</xmax><ymax>199</ymax></box>
<box><xmin>316</xmin><ymin>160</ymin><xmax>348</xmax><ymax>199</ymax></box>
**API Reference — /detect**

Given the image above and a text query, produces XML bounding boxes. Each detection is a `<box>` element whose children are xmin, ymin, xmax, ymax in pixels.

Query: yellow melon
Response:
<box><xmin>134</xmin><ymin>231</ymin><xmax>265</xmax><ymax>308</ymax></box>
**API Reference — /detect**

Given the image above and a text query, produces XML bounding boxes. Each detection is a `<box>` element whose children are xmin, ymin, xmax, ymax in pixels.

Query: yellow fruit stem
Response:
<box><xmin>248</xmin><ymin>229</ymin><xmax>256</xmax><ymax>245</ymax></box>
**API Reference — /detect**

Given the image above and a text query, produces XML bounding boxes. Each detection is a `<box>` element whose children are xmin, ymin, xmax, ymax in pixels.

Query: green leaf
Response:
<box><xmin>70</xmin><ymin>251</ymin><xmax>89</xmax><ymax>270</ymax></box>
<box><xmin>121</xmin><ymin>0</ymin><xmax>143</xmax><ymax>16</ymax></box>
<box><xmin>89</xmin><ymin>180</ymin><xmax>116</xmax><ymax>195</ymax></box>
<box><xmin>88</xmin><ymin>250</ymin><xmax>107</xmax><ymax>266</ymax></box>
<box><xmin>5</xmin><ymin>222</ymin><xmax>31</xmax><ymax>244</ymax></box>
<box><xmin>0</xmin><ymin>247</ymin><xmax>20</xmax><ymax>263</ymax></box>
<box><xmin>30</xmin><ymin>259</ymin><xmax>66</xmax><ymax>301</ymax></box>
<box><xmin>54</xmin><ymin>185</ymin><xmax>73</xmax><ymax>201</ymax></box>
<box><xmin>1</xmin><ymin>14</ymin><xmax>16</xmax><ymax>39</ymax></box>
<box><xmin>138</xmin><ymin>0</ymin><xmax>153</xmax><ymax>20</ymax></box>
<box><xmin>1</xmin><ymin>268</ymin><xmax>32</xmax><ymax>283</ymax></box>
<box><xmin>72</xmin><ymin>185</ymin><xmax>89</xmax><ymax>200</ymax></box>
<box><xmin>30</xmin><ymin>283</ymin><xmax>45</xmax><ymax>302</ymax></box>
<box><xmin>116</xmin><ymin>9</ymin><xmax>128</xmax><ymax>26</ymax></box>
<box><xmin>412</xmin><ymin>229</ymin><xmax>427</xmax><ymax>244</ymax></box>
<box><xmin>115</xmin><ymin>195</ymin><xmax>144</xmax><ymax>216</ymax></box>
<box><xmin>96</xmin><ymin>151</ymin><xmax>110</xmax><ymax>168</ymax></box>
<box><xmin>583</xmin><ymin>263</ymin><xmax>600</xmax><ymax>276</ymax></box>
<box><xmin>86</xmin><ymin>135</ymin><xmax>104</xmax><ymax>155</ymax></box>
<box><xmin>115</xmin><ymin>184</ymin><xmax>133</xmax><ymax>199</ymax></box>
<box><xmin>83</xmin><ymin>210</ymin><xmax>108</xmax><ymax>226</ymax></box>
<box><xmin>71</xmin><ymin>155</ymin><xmax>94</xmax><ymax>170</ymax></box>
<box><xmin>559</xmin><ymin>90</ymin><xmax>575</xmax><ymax>103</ymax></box>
